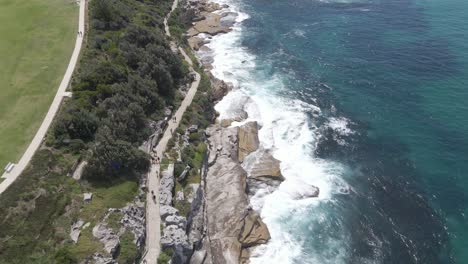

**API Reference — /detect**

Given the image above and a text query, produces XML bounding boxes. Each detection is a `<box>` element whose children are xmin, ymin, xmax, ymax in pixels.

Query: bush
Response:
<box><xmin>55</xmin><ymin>246</ymin><xmax>77</xmax><ymax>264</ymax></box>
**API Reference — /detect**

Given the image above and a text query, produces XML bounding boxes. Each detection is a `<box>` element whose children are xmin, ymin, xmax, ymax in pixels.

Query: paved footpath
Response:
<box><xmin>0</xmin><ymin>0</ymin><xmax>86</xmax><ymax>195</ymax></box>
<box><xmin>143</xmin><ymin>0</ymin><xmax>201</xmax><ymax>263</ymax></box>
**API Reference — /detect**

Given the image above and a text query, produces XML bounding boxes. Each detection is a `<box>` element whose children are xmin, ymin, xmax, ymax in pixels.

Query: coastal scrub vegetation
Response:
<box><xmin>52</xmin><ymin>0</ymin><xmax>189</xmax><ymax>180</ymax></box>
<box><xmin>0</xmin><ymin>0</ymin><xmax>189</xmax><ymax>262</ymax></box>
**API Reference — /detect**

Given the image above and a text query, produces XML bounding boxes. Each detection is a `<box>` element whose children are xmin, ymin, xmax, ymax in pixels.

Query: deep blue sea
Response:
<box><xmin>198</xmin><ymin>0</ymin><xmax>468</xmax><ymax>263</ymax></box>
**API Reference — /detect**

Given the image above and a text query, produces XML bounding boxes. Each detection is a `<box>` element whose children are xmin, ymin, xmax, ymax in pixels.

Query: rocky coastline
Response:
<box><xmin>180</xmin><ymin>0</ymin><xmax>321</xmax><ymax>262</ymax></box>
<box><xmin>174</xmin><ymin>1</ymin><xmax>279</xmax><ymax>263</ymax></box>
<box><xmin>156</xmin><ymin>0</ymin><xmax>321</xmax><ymax>263</ymax></box>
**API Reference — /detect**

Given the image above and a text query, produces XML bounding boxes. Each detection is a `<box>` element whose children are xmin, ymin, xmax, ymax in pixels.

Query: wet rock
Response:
<box><xmin>212</xmin><ymin>78</ymin><xmax>233</xmax><ymax>102</ymax></box>
<box><xmin>240</xmin><ymin>248</ymin><xmax>251</xmax><ymax>264</ymax></box>
<box><xmin>291</xmin><ymin>185</ymin><xmax>320</xmax><ymax>199</ymax></box>
<box><xmin>189</xmin><ymin>13</ymin><xmax>230</xmax><ymax>36</ymax></box>
<box><xmin>188</xmin><ymin>36</ymin><xmax>206</xmax><ymax>50</ymax></box>
<box><xmin>238</xmin><ymin>211</ymin><xmax>270</xmax><ymax>247</ymax></box>
<box><xmin>238</xmin><ymin>122</ymin><xmax>260</xmax><ymax>162</ymax></box>
<box><xmin>243</xmin><ymin>149</ymin><xmax>284</xmax><ymax>182</ymax></box>
<box><xmin>220</xmin><ymin>12</ymin><xmax>238</xmax><ymax>27</ymax></box>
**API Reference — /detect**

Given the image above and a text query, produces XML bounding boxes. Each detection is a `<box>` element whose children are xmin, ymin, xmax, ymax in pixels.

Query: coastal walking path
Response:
<box><xmin>143</xmin><ymin>0</ymin><xmax>201</xmax><ymax>263</ymax></box>
<box><xmin>0</xmin><ymin>0</ymin><xmax>86</xmax><ymax>195</ymax></box>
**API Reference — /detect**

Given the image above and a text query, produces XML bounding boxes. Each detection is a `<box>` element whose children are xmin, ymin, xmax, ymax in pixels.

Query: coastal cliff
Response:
<box><xmin>189</xmin><ymin>123</ymin><xmax>270</xmax><ymax>263</ymax></box>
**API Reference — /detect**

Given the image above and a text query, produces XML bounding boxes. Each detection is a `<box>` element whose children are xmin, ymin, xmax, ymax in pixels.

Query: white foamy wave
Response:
<box><xmin>196</xmin><ymin>0</ymin><xmax>351</xmax><ymax>263</ymax></box>
<box><xmin>327</xmin><ymin>117</ymin><xmax>355</xmax><ymax>136</ymax></box>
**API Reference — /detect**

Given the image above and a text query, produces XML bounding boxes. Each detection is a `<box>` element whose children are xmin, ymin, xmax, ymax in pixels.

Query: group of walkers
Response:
<box><xmin>77</xmin><ymin>31</ymin><xmax>83</xmax><ymax>37</ymax></box>
<box><xmin>151</xmin><ymin>154</ymin><xmax>161</xmax><ymax>164</ymax></box>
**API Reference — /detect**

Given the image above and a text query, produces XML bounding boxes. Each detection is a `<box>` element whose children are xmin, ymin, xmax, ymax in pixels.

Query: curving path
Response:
<box><xmin>143</xmin><ymin>0</ymin><xmax>201</xmax><ymax>263</ymax></box>
<box><xmin>0</xmin><ymin>0</ymin><xmax>86</xmax><ymax>194</ymax></box>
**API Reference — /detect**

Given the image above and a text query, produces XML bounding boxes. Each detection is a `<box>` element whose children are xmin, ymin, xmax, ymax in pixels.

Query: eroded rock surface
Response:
<box><xmin>191</xmin><ymin>123</ymin><xmax>269</xmax><ymax>263</ymax></box>
<box><xmin>243</xmin><ymin>149</ymin><xmax>284</xmax><ymax>181</ymax></box>
<box><xmin>238</xmin><ymin>122</ymin><xmax>260</xmax><ymax>162</ymax></box>
<box><xmin>238</xmin><ymin>211</ymin><xmax>270</xmax><ymax>247</ymax></box>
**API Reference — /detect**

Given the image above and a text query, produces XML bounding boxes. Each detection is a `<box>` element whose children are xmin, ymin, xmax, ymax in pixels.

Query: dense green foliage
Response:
<box><xmin>52</xmin><ymin>0</ymin><xmax>189</xmax><ymax>180</ymax></box>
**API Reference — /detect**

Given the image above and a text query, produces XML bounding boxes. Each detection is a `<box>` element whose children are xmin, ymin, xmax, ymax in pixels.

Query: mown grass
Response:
<box><xmin>0</xmin><ymin>0</ymin><xmax>78</xmax><ymax>168</ymax></box>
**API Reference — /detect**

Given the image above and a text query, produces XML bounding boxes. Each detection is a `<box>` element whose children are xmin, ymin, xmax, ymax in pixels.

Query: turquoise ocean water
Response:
<box><xmin>200</xmin><ymin>0</ymin><xmax>468</xmax><ymax>262</ymax></box>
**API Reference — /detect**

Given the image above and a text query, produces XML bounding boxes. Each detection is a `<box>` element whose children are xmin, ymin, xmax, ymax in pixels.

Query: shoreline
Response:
<box><xmin>183</xmin><ymin>0</ymin><xmax>325</xmax><ymax>262</ymax></box>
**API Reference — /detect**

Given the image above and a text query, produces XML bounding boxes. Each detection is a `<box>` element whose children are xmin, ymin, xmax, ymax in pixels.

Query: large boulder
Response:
<box><xmin>243</xmin><ymin>149</ymin><xmax>284</xmax><ymax>181</ymax></box>
<box><xmin>161</xmin><ymin>225</ymin><xmax>189</xmax><ymax>248</ymax></box>
<box><xmin>211</xmin><ymin>77</ymin><xmax>233</xmax><ymax>102</ymax></box>
<box><xmin>238</xmin><ymin>211</ymin><xmax>270</xmax><ymax>247</ymax></box>
<box><xmin>160</xmin><ymin>205</ymin><xmax>179</xmax><ymax>221</ymax></box>
<box><xmin>92</xmin><ymin>223</ymin><xmax>120</xmax><ymax>257</ymax></box>
<box><xmin>166</xmin><ymin>214</ymin><xmax>187</xmax><ymax>229</ymax></box>
<box><xmin>188</xmin><ymin>36</ymin><xmax>206</xmax><ymax>50</ymax></box>
<box><xmin>238</xmin><ymin>122</ymin><xmax>260</xmax><ymax>162</ymax></box>
<box><xmin>70</xmin><ymin>219</ymin><xmax>84</xmax><ymax>243</ymax></box>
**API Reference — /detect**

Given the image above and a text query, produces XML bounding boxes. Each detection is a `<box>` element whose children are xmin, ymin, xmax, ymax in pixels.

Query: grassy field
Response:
<box><xmin>0</xmin><ymin>0</ymin><xmax>78</xmax><ymax>168</ymax></box>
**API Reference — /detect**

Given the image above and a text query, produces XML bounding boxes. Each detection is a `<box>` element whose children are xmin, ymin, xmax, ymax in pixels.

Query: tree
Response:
<box><xmin>84</xmin><ymin>126</ymin><xmax>150</xmax><ymax>179</ymax></box>
<box><xmin>53</xmin><ymin>105</ymin><xmax>98</xmax><ymax>144</ymax></box>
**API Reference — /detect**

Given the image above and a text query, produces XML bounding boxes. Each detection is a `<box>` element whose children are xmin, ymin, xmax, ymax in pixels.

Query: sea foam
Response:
<box><xmin>195</xmin><ymin>0</ymin><xmax>353</xmax><ymax>263</ymax></box>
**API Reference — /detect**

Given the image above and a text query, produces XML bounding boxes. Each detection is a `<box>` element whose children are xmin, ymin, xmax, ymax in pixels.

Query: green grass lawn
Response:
<box><xmin>0</xmin><ymin>0</ymin><xmax>78</xmax><ymax>168</ymax></box>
